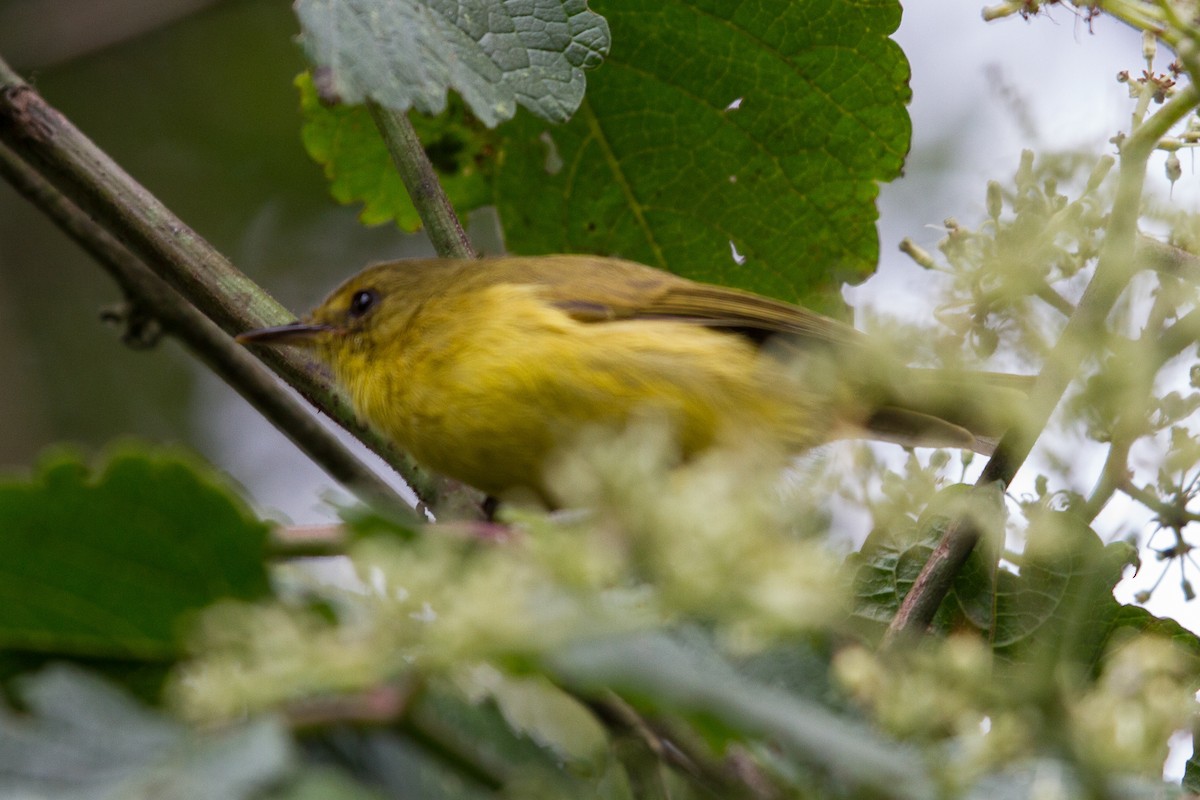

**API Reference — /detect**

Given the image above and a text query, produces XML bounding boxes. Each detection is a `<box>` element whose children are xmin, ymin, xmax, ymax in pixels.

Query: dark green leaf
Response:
<box><xmin>848</xmin><ymin>484</ymin><xmax>1003</xmax><ymax>639</ymax></box>
<box><xmin>1103</xmin><ymin>604</ymin><xmax>1200</xmax><ymax>682</ymax></box>
<box><xmin>992</xmin><ymin>510</ymin><xmax>1137</xmax><ymax>667</ymax></box>
<box><xmin>0</xmin><ymin>446</ymin><xmax>271</xmax><ymax>659</ymax></box>
<box><xmin>1184</xmin><ymin>729</ymin><xmax>1200</xmax><ymax>795</ymax></box>
<box><xmin>406</xmin><ymin>679</ymin><xmax>571</xmax><ymax>786</ymax></box>
<box><xmin>846</xmin><ymin>519</ymin><xmax>929</xmax><ymax>633</ymax></box>
<box><xmin>0</xmin><ymin>664</ymin><xmax>292</xmax><ymax>799</ymax></box>
<box><xmin>296</xmin><ymin>72</ymin><xmax>495</xmax><ymax>231</ymax></box>
<box><xmin>494</xmin><ymin>0</ymin><xmax>911</xmax><ymax>308</ymax></box>
<box><xmin>731</xmin><ymin>636</ymin><xmax>840</xmax><ymax>707</ymax></box>
<box><xmin>294</xmin><ymin>0</ymin><xmax>610</xmax><ymax>127</ymax></box>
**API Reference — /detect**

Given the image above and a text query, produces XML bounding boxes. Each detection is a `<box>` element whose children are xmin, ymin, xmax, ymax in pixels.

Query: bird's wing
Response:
<box><xmin>470</xmin><ymin>256</ymin><xmax>1031</xmax><ymax>453</ymax></box>
<box><xmin>505</xmin><ymin>255</ymin><xmax>860</xmax><ymax>349</ymax></box>
<box><xmin>635</xmin><ymin>282</ymin><xmax>861</xmax><ymax>347</ymax></box>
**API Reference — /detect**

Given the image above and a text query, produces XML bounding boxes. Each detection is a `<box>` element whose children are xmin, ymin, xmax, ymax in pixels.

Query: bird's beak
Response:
<box><xmin>236</xmin><ymin>321</ymin><xmax>333</xmax><ymax>347</ymax></box>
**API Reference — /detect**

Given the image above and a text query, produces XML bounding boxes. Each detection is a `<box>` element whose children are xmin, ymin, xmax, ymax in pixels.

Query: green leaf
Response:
<box><xmin>493</xmin><ymin>0</ymin><xmax>911</xmax><ymax>308</ymax></box>
<box><xmin>294</xmin><ymin>0</ymin><xmax>610</xmax><ymax>127</ymax></box>
<box><xmin>847</xmin><ymin>519</ymin><xmax>932</xmax><ymax>632</ymax></box>
<box><xmin>991</xmin><ymin>511</ymin><xmax>1137</xmax><ymax>666</ymax></box>
<box><xmin>549</xmin><ymin>631</ymin><xmax>935</xmax><ymax>799</ymax></box>
<box><xmin>297</xmin><ymin>72</ymin><xmax>495</xmax><ymax>231</ymax></box>
<box><xmin>848</xmin><ymin>484</ymin><xmax>1003</xmax><ymax>639</ymax></box>
<box><xmin>405</xmin><ymin>679</ymin><xmax>570</xmax><ymax>787</ymax></box>
<box><xmin>1184</xmin><ymin>732</ymin><xmax>1200</xmax><ymax>795</ymax></box>
<box><xmin>1102</xmin><ymin>603</ymin><xmax>1200</xmax><ymax>680</ymax></box>
<box><xmin>0</xmin><ymin>446</ymin><xmax>271</xmax><ymax>659</ymax></box>
<box><xmin>0</xmin><ymin>664</ymin><xmax>293</xmax><ymax>799</ymax></box>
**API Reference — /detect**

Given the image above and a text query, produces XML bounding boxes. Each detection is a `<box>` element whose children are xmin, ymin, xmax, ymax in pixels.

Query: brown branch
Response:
<box><xmin>0</xmin><ymin>53</ymin><xmax>481</xmax><ymax>517</ymax></box>
<box><xmin>0</xmin><ymin>140</ymin><xmax>414</xmax><ymax>520</ymax></box>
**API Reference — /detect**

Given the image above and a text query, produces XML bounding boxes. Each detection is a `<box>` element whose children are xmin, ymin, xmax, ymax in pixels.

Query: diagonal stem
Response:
<box><xmin>367</xmin><ymin>102</ymin><xmax>477</xmax><ymax>260</ymax></box>
<box><xmin>0</xmin><ymin>141</ymin><xmax>416</xmax><ymax>521</ymax></box>
<box><xmin>0</xmin><ymin>52</ymin><xmax>473</xmax><ymax>516</ymax></box>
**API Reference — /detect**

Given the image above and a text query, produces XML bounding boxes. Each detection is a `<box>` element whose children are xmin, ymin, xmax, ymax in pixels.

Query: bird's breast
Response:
<box><xmin>339</xmin><ymin>283</ymin><xmax>828</xmax><ymax>497</ymax></box>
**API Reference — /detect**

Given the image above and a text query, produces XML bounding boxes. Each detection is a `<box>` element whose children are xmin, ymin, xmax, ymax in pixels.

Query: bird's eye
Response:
<box><xmin>347</xmin><ymin>289</ymin><xmax>379</xmax><ymax>319</ymax></box>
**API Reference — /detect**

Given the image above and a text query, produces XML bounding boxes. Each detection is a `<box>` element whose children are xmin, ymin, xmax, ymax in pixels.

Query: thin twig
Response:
<box><xmin>0</xmin><ymin>56</ymin><xmax>281</xmax><ymax>335</ymax></box>
<box><xmin>1137</xmin><ymin>235</ymin><xmax>1200</xmax><ymax>284</ymax></box>
<box><xmin>1158</xmin><ymin>306</ymin><xmax>1200</xmax><ymax>358</ymax></box>
<box><xmin>1083</xmin><ymin>280</ymin><xmax>1184</xmax><ymax>519</ymax></box>
<box><xmin>586</xmin><ymin>693</ymin><xmax>777</xmax><ymax>798</ymax></box>
<box><xmin>285</xmin><ymin>680</ymin><xmax>417</xmax><ymax>729</ymax></box>
<box><xmin>1084</xmin><ymin>435</ymin><xmax>1134</xmax><ymax>521</ymax></box>
<box><xmin>0</xmin><ymin>141</ymin><xmax>416</xmax><ymax>520</ymax></box>
<box><xmin>1119</xmin><ymin>479</ymin><xmax>1200</xmax><ymax>527</ymax></box>
<box><xmin>1035</xmin><ymin>282</ymin><xmax>1077</xmax><ymax>317</ymax></box>
<box><xmin>363</xmin><ymin>102</ymin><xmax>487</xmax><ymax>515</ymax></box>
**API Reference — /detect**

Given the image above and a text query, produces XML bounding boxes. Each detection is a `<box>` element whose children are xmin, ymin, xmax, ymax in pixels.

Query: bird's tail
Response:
<box><xmin>858</xmin><ymin>370</ymin><xmax>1034</xmax><ymax>455</ymax></box>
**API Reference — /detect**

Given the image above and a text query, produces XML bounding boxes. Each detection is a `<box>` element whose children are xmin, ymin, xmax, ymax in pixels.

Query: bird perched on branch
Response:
<box><xmin>239</xmin><ymin>255</ymin><xmax>1028</xmax><ymax>503</ymax></box>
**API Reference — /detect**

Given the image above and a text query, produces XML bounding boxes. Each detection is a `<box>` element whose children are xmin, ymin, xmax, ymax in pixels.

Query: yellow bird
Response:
<box><xmin>238</xmin><ymin>255</ymin><xmax>1026</xmax><ymax>502</ymax></box>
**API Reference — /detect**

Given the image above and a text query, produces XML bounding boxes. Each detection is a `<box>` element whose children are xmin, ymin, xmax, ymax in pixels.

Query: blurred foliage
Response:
<box><xmin>0</xmin><ymin>665</ymin><xmax>294</xmax><ymax>800</ymax></box>
<box><xmin>3</xmin><ymin>0</ymin><xmax>1200</xmax><ymax>798</ymax></box>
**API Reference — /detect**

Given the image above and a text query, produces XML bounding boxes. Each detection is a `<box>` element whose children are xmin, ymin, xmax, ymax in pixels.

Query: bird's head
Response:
<box><xmin>236</xmin><ymin>259</ymin><xmax>465</xmax><ymax>384</ymax></box>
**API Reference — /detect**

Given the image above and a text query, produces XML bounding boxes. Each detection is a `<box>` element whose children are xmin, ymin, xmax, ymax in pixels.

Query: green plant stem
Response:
<box><xmin>367</xmin><ymin>102</ymin><xmax>477</xmax><ymax>260</ymax></box>
<box><xmin>1138</xmin><ymin>234</ymin><xmax>1200</xmax><ymax>283</ymax></box>
<box><xmin>1101</xmin><ymin>1</ymin><xmax>1176</xmax><ymax>51</ymax></box>
<box><xmin>401</xmin><ymin>688</ymin><xmax>509</xmax><ymax>791</ymax></box>
<box><xmin>586</xmin><ymin>694</ymin><xmax>770</xmax><ymax>798</ymax></box>
<box><xmin>1157</xmin><ymin>305</ymin><xmax>1200</xmax><ymax>356</ymax></box>
<box><xmin>0</xmin><ymin>142</ymin><xmax>416</xmax><ymax>520</ymax></box>
<box><xmin>885</xmin><ymin>83</ymin><xmax>1200</xmax><ymax>643</ymax></box>
<box><xmin>1119</xmin><ymin>478</ymin><xmax>1200</xmax><ymax>526</ymax></box>
<box><xmin>1084</xmin><ymin>271</ymin><xmax>1200</xmax><ymax>518</ymax></box>
<box><xmin>0</xmin><ymin>53</ymin><xmax>482</xmax><ymax>517</ymax></box>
